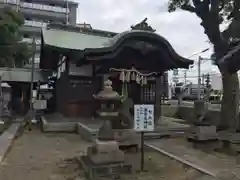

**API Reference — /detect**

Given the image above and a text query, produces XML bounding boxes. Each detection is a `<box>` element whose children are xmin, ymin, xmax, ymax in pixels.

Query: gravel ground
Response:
<box><xmin>0</xmin><ymin>128</ymin><xmax>209</xmax><ymax>180</ymax></box>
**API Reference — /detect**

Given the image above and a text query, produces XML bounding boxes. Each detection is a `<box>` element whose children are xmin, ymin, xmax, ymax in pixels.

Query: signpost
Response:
<box><xmin>134</xmin><ymin>104</ymin><xmax>154</xmax><ymax>171</ymax></box>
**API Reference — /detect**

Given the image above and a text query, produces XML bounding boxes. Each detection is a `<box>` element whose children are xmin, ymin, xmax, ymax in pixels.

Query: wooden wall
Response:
<box><xmin>55</xmin><ymin>71</ymin><xmax>101</xmax><ymax>117</ymax></box>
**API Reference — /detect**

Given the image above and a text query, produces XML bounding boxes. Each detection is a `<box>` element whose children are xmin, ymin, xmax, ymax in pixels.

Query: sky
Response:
<box><xmin>73</xmin><ymin>0</ymin><xmax>221</xmax><ymax>84</ymax></box>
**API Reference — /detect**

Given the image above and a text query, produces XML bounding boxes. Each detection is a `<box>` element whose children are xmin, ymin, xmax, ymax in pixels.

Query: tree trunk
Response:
<box><xmin>220</xmin><ymin>71</ymin><xmax>240</xmax><ymax>132</ymax></box>
<box><xmin>178</xmin><ymin>0</ymin><xmax>240</xmax><ymax>133</ymax></box>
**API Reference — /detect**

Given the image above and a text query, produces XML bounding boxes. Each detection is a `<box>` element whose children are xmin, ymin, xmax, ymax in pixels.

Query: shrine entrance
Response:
<box><xmin>110</xmin><ymin>76</ymin><xmax>158</xmax><ymax>104</ymax></box>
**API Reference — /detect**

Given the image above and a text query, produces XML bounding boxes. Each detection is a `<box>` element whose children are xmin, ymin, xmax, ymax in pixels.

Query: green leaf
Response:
<box><xmin>0</xmin><ymin>7</ymin><xmax>31</xmax><ymax>68</ymax></box>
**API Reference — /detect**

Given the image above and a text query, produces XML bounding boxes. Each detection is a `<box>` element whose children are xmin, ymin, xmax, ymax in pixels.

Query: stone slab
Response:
<box><xmin>0</xmin><ymin>121</ymin><xmax>5</xmax><ymax>133</ymax></box>
<box><xmin>189</xmin><ymin>125</ymin><xmax>217</xmax><ymax>134</ymax></box>
<box><xmin>42</xmin><ymin>115</ymin><xmax>188</xmax><ymax>143</ymax></box>
<box><xmin>143</xmin><ymin>131</ymin><xmax>185</xmax><ymax>140</ymax></box>
<box><xmin>187</xmin><ymin>125</ymin><xmax>218</xmax><ymax>141</ymax></box>
<box><xmin>77</xmin><ymin>122</ymin><xmax>98</xmax><ymax>142</ymax></box>
<box><xmin>187</xmin><ymin>134</ymin><xmax>218</xmax><ymax>141</ymax></box>
<box><xmin>77</xmin><ymin>117</ymin><xmax>189</xmax><ymax>142</ymax></box>
<box><xmin>0</xmin><ymin>122</ymin><xmax>21</xmax><ymax>165</ymax></box>
<box><xmin>41</xmin><ymin>116</ymin><xmax>77</xmax><ymax>132</ymax></box>
<box><xmin>78</xmin><ymin>156</ymin><xmax>132</xmax><ymax>180</ymax></box>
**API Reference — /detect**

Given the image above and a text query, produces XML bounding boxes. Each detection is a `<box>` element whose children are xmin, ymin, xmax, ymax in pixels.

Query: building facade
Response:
<box><xmin>0</xmin><ymin>0</ymin><xmax>78</xmax><ymax>68</ymax></box>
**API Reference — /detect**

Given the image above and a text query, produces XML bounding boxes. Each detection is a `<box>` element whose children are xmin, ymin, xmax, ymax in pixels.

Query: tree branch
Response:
<box><xmin>228</xmin><ymin>1</ymin><xmax>240</xmax><ymax>20</ymax></box>
<box><xmin>219</xmin><ymin>0</ymin><xmax>226</xmax><ymax>12</ymax></box>
<box><xmin>192</xmin><ymin>0</ymin><xmax>201</xmax><ymax>7</ymax></box>
<box><xmin>181</xmin><ymin>4</ymin><xmax>196</xmax><ymax>13</ymax></box>
<box><xmin>192</xmin><ymin>0</ymin><xmax>210</xmax><ymax>18</ymax></box>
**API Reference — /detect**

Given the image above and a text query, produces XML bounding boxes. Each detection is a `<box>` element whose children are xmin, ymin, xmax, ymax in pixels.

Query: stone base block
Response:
<box><xmin>94</xmin><ymin>139</ymin><xmax>119</xmax><ymax>153</ymax></box>
<box><xmin>187</xmin><ymin>125</ymin><xmax>218</xmax><ymax>141</ymax></box>
<box><xmin>89</xmin><ymin>149</ymin><xmax>125</xmax><ymax>165</ymax></box>
<box><xmin>41</xmin><ymin>117</ymin><xmax>77</xmax><ymax>132</ymax></box>
<box><xmin>189</xmin><ymin>125</ymin><xmax>217</xmax><ymax>134</ymax></box>
<box><xmin>187</xmin><ymin>133</ymin><xmax>218</xmax><ymax>141</ymax></box>
<box><xmin>78</xmin><ymin>156</ymin><xmax>132</xmax><ymax>180</ymax></box>
<box><xmin>0</xmin><ymin>121</ymin><xmax>5</xmax><ymax>133</ymax></box>
<box><xmin>113</xmin><ymin>129</ymin><xmax>141</xmax><ymax>149</ymax></box>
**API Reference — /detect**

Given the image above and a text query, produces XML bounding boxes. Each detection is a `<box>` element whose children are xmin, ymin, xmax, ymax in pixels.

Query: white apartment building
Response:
<box><xmin>0</xmin><ymin>0</ymin><xmax>78</xmax><ymax>68</ymax></box>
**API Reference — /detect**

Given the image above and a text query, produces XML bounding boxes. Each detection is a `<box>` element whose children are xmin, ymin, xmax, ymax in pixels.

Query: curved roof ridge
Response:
<box><xmin>83</xmin><ymin>30</ymin><xmax>193</xmax><ymax>65</ymax></box>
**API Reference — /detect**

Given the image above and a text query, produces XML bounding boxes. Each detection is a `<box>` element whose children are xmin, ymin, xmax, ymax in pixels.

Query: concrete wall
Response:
<box><xmin>162</xmin><ymin>105</ymin><xmax>221</xmax><ymax>126</ymax></box>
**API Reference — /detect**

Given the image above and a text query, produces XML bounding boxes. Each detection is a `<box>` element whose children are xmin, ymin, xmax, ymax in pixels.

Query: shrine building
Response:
<box><xmin>40</xmin><ymin>19</ymin><xmax>193</xmax><ymax>117</ymax></box>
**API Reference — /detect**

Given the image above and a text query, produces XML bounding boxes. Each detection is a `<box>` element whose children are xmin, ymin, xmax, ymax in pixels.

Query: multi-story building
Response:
<box><xmin>0</xmin><ymin>0</ymin><xmax>78</xmax><ymax>68</ymax></box>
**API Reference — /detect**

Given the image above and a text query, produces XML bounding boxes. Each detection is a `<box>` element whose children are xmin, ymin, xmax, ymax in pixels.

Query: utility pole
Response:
<box><xmin>29</xmin><ymin>37</ymin><xmax>36</xmax><ymax>130</ymax></box>
<box><xmin>16</xmin><ymin>0</ymin><xmax>20</xmax><ymax>12</ymax></box>
<box><xmin>172</xmin><ymin>69</ymin><xmax>179</xmax><ymax>84</ymax></box>
<box><xmin>66</xmin><ymin>0</ymin><xmax>69</xmax><ymax>25</ymax></box>
<box><xmin>205</xmin><ymin>73</ymin><xmax>210</xmax><ymax>101</ymax></box>
<box><xmin>202</xmin><ymin>74</ymin><xmax>205</xmax><ymax>85</ymax></box>
<box><xmin>197</xmin><ymin>56</ymin><xmax>202</xmax><ymax>100</ymax></box>
<box><xmin>184</xmin><ymin>70</ymin><xmax>187</xmax><ymax>84</ymax></box>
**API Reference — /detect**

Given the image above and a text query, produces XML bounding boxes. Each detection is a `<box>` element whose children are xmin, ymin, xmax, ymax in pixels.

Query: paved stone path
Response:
<box><xmin>0</xmin><ymin>128</ymin><xmax>215</xmax><ymax>180</ymax></box>
<box><xmin>0</xmin><ymin>129</ymin><xmax>90</xmax><ymax>180</ymax></box>
<box><xmin>146</xmin><ymin>138</ymin><xmax>240</xmax><ymax>179</ymax></box>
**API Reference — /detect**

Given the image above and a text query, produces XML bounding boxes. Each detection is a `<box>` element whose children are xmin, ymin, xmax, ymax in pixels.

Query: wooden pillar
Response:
<box><xmin>92</xmin><ymin>61</ymin><xmax>97</xmax><ymax>118</ymax></box>
<box><xmin>155</xmin><ymin>73</ymin><xmax>162</xmax><ymax>127</ymax></box>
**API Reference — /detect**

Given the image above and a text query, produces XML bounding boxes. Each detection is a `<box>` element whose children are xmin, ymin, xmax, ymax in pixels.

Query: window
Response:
<box><xmin>24</xmin><ymin>20</ymin><xmax>48</xmax><ymax>28</ymax></box>
<box><xmin>20</xmin><ymin>2</ymin><xmax>68</xmax><ymax>13</ymax></box>
<box><xmin>141</xmin><ymin>84</ymin><xmax>156</xmax><ymax>102</ymax></box>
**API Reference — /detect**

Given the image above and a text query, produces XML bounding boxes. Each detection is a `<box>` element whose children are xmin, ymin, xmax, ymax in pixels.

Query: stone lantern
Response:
<box><xmin>79</xmin><ymin>79</ymin><xmax>132</xmax><ymax>179</ymax></box>
<box><xmin>93</xmin><ymin>79</ymin><xmax>123</xmax><ymax>125</ymax></box>
<box><xmin>94</xmin><ymin>79</ymin><xmax>139</xmax><ymax>148</ymax></box>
